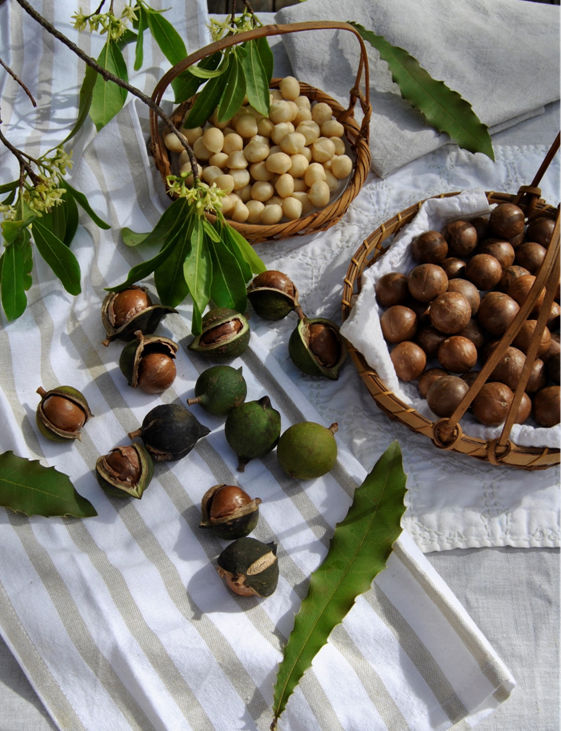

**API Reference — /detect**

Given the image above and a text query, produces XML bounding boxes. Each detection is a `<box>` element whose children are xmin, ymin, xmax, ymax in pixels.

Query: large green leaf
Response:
<box><xmin>133</xmin><ymin>5</ymin><xmax>147</xmax><ymax>71</ymax></box>
<box><xmin>185</xmin><ymin>60</ymin><xmax>229</xmax><ymax>128</ymax></box>
<box><xmin>217</xmin><ymin>51</ymin><xmax>246</xmax><ymax>123</ymax></box>
<box><xmin>271</xmin><ymin>441</ymin><xmax>407</xmax><ymax>728</ymax></box>
<box><xmin>63</xmin><ymin>64</ymin><xmax>97</xmax><ymax>144</ymax></box>
<box><xmin>208</xmin><ymin>236</ymin><xmax>248</xmax><ymax>313</ymax></box>
<box><xmin>351</xmin><ymin>22</ymin><xmax>494</xmax><ymax>160</ymax></box>
<box><xmin>254</xmin><ymin>36</ymin><xmax>274</xmax><ymax>84</ymax></box>
<box><xmin>172</xmin><ymin>52</ymin><xmax>223</xmax><ymax>105</ymax></box>
<box><xmin>31</xmin><ymin>219</ymin><xmax>82</xmax><ymax>295</ymax></box>
<box><xmin>63</xmin><ymin>181</ymin><xmax>110</xmax><ymax>229</ymax></box>
<box><xmin>154</xmin><ymin>215</ymin><xmax>194</xmax><ymax>306</ymax></box>
<box><xmin>0</xmin><ymin>451</ymin><xmax>97</xmax><ymax>518</ymax></box>
<box><xmin>145</xmin><ymin>8</ymin><xmax>187</xmax><ymax>64</ymax></box>
<box><xmin>1</xmin><ymin>227</ymin><xmax>32</xmax><ymax>321</ymax></box>
<box><xmin>39</xmin><ymin>192</ymin><xmax>79</xmax><ymax>246</ymax></box>
<box><xmin>110</xmin><ymin>202</ymin><xmax>189</xmax><ymax>291</ymax></box>
<box><xmin>219</xmin><ymin>217</ymin><xmax>266</xmax><ymax>275</ymax></box>
<box><xmin>183</xmin><ymin>215</ymin><xmax>212</xmax><ymax>335</ymax></box>
<box><xmin>90</xmin><ymin>40</ymin><xmax>128</xmax><ymax>131</ymax></box>
<box><xmin>239</xmin><ymin>41</ymin><xmax>270</xmax><ymax>116</ymax></box>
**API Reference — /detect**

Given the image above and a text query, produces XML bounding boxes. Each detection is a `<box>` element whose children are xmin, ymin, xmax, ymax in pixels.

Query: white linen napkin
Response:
<box><xmin>274</xmin><ymin>0</ymin><xmax>561</xmax><ymax>177</ymax></box>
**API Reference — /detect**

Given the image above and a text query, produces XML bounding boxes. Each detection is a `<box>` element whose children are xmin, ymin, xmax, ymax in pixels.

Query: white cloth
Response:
<box><xmin>0</xmin><ymin>2</ymin><xmax>520</xmax><ymax>729</ymax></box>
<box><xmin>275</xmin><ymin>0</ymin><xmax>561</xmax><ymax>177</ymax></box>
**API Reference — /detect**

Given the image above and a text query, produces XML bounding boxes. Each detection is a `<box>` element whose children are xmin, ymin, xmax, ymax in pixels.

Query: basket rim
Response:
<box><xmin>341</xmin><ymin>189</ymin><xmax>560</xmax><ymax>471</ymax></box>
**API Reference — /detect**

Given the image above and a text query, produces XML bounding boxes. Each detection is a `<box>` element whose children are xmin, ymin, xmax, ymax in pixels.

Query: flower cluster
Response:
<box><xmin>0</xmin><ymin>146</ymin><xmax>72</xmax><ymax>219</ymax></box>
<box><xmin>166</xmin><ymin>175</ymin><xmax>225</xmax><ymax>215</ymax></box>
<box><xmin>72</xmin><ymin>3</ymin><xmax>137</xmax><ymax>41</ymax></box>
<box><xmin>208</xmin><ymin>10</ymin><xmax>259</xmax><ymax>42</ymax></box>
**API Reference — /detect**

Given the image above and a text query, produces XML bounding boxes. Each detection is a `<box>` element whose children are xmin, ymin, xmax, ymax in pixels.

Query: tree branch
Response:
<box><xmin>0</xmin><ymin>58</ymin><xmax>37</xmax><ymax>107</ymax></box>
<box><xmin>13</xmin><ymin>0</ymin><xmax>199</xmax><ymax>181</ymax></box>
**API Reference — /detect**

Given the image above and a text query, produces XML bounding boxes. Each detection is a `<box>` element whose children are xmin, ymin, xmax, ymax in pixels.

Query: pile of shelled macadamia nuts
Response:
<box><xmin>163</xmin><ymin>76</ymin><xmax>354</xmax><ymax>225</ymax></box>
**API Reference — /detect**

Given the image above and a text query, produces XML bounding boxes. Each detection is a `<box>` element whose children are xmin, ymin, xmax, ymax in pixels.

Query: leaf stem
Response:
<box><xmin>13</xmin><ymin>0</ymin><xmax>200</xmax><ymax>182</ymax></box>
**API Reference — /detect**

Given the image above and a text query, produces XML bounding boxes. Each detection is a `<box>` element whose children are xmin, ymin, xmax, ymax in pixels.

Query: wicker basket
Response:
<box><xmin>341</xmin><ymin>135</ymin><xmax>560</xmax><ymax>470</ymax></box>
<box><xmin>150</xmin><ymin>21</ymin><xmax>372</xmax><ymax>243</ymax></box>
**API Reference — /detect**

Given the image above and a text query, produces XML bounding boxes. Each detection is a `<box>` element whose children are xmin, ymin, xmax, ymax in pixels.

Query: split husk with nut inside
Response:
<box><xmin>200</xmin><ymin>484</ymin><xmax>261</xmax><ymax>539</ymax></box>
<box><xmin>36</xmin><ymin>385</ymin><xmax>93</xmax><ymax>441</ymax></box>
<box><xmin>119</xmin><ymin>330</ymin><xmax>178</xmax><ymax>394</ymax></box>
<box><xmin>216</xmin><ymin>537</ymin><xmax>279</xmax><ymax>598</ymax></box>
<box><xmin>247</xmin><ymin>270</ymin><xmax>299</xmax><ymax>320</ymax></box>
<box><xmin>101</xmin><ymin>285</ymin><xmax>176</xmax><ymax>345</ymax></box>
<box><xmin>95</xmin><ymin>443</ymin><xmax>154</xmax><ymax>499</ymax></box>
<box><xmin>289</xmin><ymin>315</ymin><xmax>347</xmax><ymax>379</ymax></box>
<box><xmin>188</xmin><ymin>307</ymin><xmax>250</xmax><ymax>360</ymax></box>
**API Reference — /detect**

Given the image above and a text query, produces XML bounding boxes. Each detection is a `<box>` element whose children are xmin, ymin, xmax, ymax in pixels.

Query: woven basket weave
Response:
<box><xmin>341</xmin><ymin>135</ymin><xmax>560</xmax><ymax>470</ymax></box>
<box><xmin>150</xmin><ymin>21</ymin><xmax>372</xmax><ymax>243</ymax></box>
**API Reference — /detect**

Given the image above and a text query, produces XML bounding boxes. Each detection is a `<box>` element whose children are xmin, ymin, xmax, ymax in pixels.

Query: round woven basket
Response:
<box><xmin>341</xmin><ymin>136</ymin><xmax>560</xmax><ymax>470</ymax></box>
<box><xmin>150</xmin><ymin>21</ymin><xmax>372</xmax><ymax>243</ymax></box>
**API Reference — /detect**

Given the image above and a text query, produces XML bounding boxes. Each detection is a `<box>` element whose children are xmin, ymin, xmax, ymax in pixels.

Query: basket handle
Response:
<box><xmin>514</xmin><ymin>132</ymin><xmax>560</xmax><ymax>213</ymax></box>
<box><xmin>151</xmin><ymin>21</ymin><xmax>371</xmax><ymax>138</ymax></box>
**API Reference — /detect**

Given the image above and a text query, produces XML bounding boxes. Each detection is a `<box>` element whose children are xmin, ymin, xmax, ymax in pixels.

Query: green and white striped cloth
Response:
<box><xmin>0</xmin><ymin>2</ymin><xmax>515</xmax><ymax>729</ymax></box>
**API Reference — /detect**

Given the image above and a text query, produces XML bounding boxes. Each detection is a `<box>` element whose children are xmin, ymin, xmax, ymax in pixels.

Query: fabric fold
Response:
<box><xmin>275</xmin><ymin>0</ymin><xmax>560</xmax><ymax>176</ymax></box>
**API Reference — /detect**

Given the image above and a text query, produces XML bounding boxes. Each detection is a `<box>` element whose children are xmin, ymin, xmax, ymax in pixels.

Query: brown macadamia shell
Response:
<box><xmin>407</xmin><ymin>263</ymin><xmax>448</xmax><ymax>303</ymax></box>
<box><xmin>429</xmin><ymin>291</ymin><xmax>472</xmax><ymax>334</ymax></box>
<box><xmin>390</xmin><ymin>341</ymin><xmax>426</xmax><ymax>381</ymax></box>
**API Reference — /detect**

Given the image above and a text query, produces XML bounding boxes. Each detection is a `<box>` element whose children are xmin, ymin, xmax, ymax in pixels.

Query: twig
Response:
<box><xmin>0</xmin><ymin>57</ymin><xmax>37</xmax><ymax>107</ymax></box>
<box><xmin>0</xmin><ymin>124</ymin><xmax>41</xmax><ymax>185</ymax></box>
<box><xmin>13</xmin><ymin>0</ymin><xmax>200</xmax><ymax>181</ymax></box>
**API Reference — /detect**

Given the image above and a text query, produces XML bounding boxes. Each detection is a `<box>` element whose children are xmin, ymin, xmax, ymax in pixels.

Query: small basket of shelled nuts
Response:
<box><xmin>341</xmin><ymin>135</ymin><xmax>560</xmax><ymax>470</ymax></box>
<box><xmin>150</xmin><ymin>21</ymin><xmax>371</xmax><ymax>243</ymax></box>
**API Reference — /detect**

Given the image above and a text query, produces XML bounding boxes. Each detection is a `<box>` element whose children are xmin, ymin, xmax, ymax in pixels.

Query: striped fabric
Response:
<box><xmin>0</xmin><ymin>2</ymin><xmax>515</xmax><ymax>729</ymax></box>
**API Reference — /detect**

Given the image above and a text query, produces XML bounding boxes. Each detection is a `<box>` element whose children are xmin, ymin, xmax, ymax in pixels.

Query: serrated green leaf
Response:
<box><xmin>63</xmin><ymin>181</ymin><xmax>110</xmax><ymax>229</ymax></box>
<box><xmin>219</xmin><ymin>217</ymin><xmax>266</xmax><ymax>275</ymax></box>
<box><xmin>90</xmin><ymin>40</ymin><xmax>128</xmax><ymax>131</ymax></box>
<box><xmin>254</xmin><ymin>36</ymin><xmax>273</xmax><ymax>84</ymax></box>
<box><xmin>1</xmin><ymin>227</ymin><xmax>31</xmax><ymax>320</ymax></box>
<box><xmin>63</xmin><ymin>64</ymin><xmax>97</xmax><ymax>144</ymax></box>
<box><xmin>31</xmin><ymin>219</ymin><xmax>82</xmax><ymax>296</ymax></box>
<box><xmin>271</xmin><ymin>441</ymin><xmax>407</xmax><ymax>727</ymax></box>
<box><xmin>0</xmin><ymin>451</ymin><xmax>97</xmax><ymax>518</ymax></box>
<box><xmin>208</xmin><ymin>236</ymin><xmax>247</xmax><ymax>312</ymax></box>
<box><xmin>183</xmin><ymin>216</ymin><xmax>212</xmax><ymax>335</ymax></box>
<box><xmin>154</xmin><ymin>215</ymin><xmax>194</xmax><ymax>306</ymax></box>
<box><xmin>184</xmin><ymin>61</ymin><xmax>229</xmax><ymax>128</ymax></box>
<box><xmin>239</xmin><ymin>40</ymin><xmax>270</xmax><ymax>116</ymax></box>
<box><xmin>217</xmin><ymin>52</ymin><xmax>246</xmax><ymax>123</ymax></box>
<box><xmin>350</xmin><ymin>22</ymin><xmax>494</xmax><ymax>160</ymax></box>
